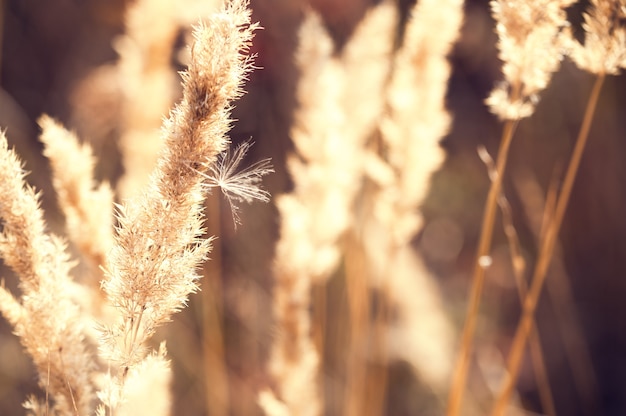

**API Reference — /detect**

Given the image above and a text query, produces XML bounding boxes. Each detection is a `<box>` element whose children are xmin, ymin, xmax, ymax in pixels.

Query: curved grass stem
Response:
<box><xmin>446</xmin><ymin>110</ymin><xmax>520</xmax><ymax>416</ymax></box>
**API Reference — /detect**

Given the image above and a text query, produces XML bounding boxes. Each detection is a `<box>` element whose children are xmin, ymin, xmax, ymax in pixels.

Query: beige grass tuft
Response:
<box><xmin>486</xmin><ymin>0</ymin><xmax>575</xmax><ymax>120</ymax></box>
<box><xmin>38</xmin><ymin>115</ymin><xmax>114</xmax><ymax>282</ymax></box>
<box><xmin>0</xmin><ymin>131</ymin><xmax>97</xmax><ymax>415</ymax></box>
<box><xmin>99</xmin><ymin>2</ymin><xmax>257</xmax><ymax>411</ymax></box>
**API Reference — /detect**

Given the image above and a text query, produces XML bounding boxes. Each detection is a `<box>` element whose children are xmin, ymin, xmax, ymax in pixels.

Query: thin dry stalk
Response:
<box><xmin>343</xmin><ymin>232</ymin><xmax>370</xmax><ymax>416</ymax></box>
<box><xmin>311</xmin><ymin>280</ymin><xmax>326</xmax><ymax>407</ymax></box>
<box><xmin>538</xmin><ymin>170</ymin><xmax>558</xmax><ymax>246</ymax></box>
<box><xmin>447</xmin><ymin>117</ymin><xmax>518</xmax><ymax>416</ymax></box>
<box><xmin>514</xmin><ymin>170</ymin><xmax>600</xmax><ymax>416</ymax></box>
<box><xmin>365</xmin><ymin>304</ymin><xmax>391</xmax><ymax>416</ymax></box>
<box><xmin>497</xmin><ymin>3</ymin><xmax>626</xmax><ymax>411</ymax></box>
<box><xmin>447</xmin><ymin>2</ymin><xmax>572</xmax><ymax>413</ymax></box>
<box><xmin>490</xmin><ymin>73</ymin><xmax>605</xmax><ymax>416</ymax></box>
<box><xmin>478</xmin><ymin>146</ymin><xmax>556</xmax><ymax>416</ymax></box>
<box><xmin>201</xmin><ymin>191</ymin><xmax>229</xmax><ymax>416</ymax></box>
<box><xmin>515</xmin><ymin>171</ymin><xmax>599</xmax><ymax>415</ymax></box>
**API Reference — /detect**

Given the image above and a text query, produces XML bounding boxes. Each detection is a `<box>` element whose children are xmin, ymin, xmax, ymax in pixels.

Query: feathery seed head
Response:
<box><xmin>101</xmin><ymin>0</ymin><xmax>258</xmax><ymax>377</ymax></box>
<box><xmin>487</xmin><ymin>0</ymin><xmax>575</xmax><ymax>119</ymax></box>
<box><xmin>565</xmin><ymin>0</ymin><xmax>626</xmax><ymax>74</ymax></box>
<box><xmin>0</xmin><ymin>132</ymin><xmax>97</xmax><ymax>414</ymax></box>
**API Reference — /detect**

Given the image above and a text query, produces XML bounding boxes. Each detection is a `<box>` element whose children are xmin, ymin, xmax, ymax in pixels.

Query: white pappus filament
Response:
<box><xmin>198</xmin><ymin>140</ymin><xmax>274</xmax><ymax>227</ymax></box>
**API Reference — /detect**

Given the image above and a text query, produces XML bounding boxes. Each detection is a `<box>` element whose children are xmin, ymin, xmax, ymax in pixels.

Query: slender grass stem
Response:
<box><xmin>58</xmin><ymin>350</ymin><xmax>79</xmax><ymax>416</ymax></box>
<box><xmin>344</xmin><ymin>233</ymin><xmax>369</xmax><ymax>416</ymax></box>
<box><xmin>312</xmin><ymin>280</ymin><xmax>327</xmax><ymax>412</ymax></box>
<box><xmin>46</xmin><ymin>351</ymin><xmax>50</xmax><ymax>416</ymax></box>
<box><xmin>490</xmin><ymin>73</ymin><xmax>606</xmax><ymax>416</ymax></box>
<box><xmin>447</xmin><ymin>108</ymin><xmax>520</xmax><ymax>416</ymax></box>
<box><xmin>130</xmin><ymin>307</ymin><xmax>145</xmax><ymax>360</ymax></box>
<box><xmin>478</xmin><ymin>145</ymin><xmax>556</xmax><ymax>414</ymax></box>
<box><xmin>499</xmin><ymin>191</ymin><xmax>556</xmax><ymax>416</ymax></box>
<box><xmin>202</xmin><ymin>191</ymin><xmax>229</xmax><ymax>416</ymax></box>
<box><xmin>515</xmin><ymin>170</ymin><xmax>600</xmax><ymax>415</ymax></box>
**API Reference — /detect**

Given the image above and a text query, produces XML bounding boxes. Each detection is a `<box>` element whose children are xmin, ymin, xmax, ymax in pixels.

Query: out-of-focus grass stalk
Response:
<box><xmin>446</xmin><ymin>108</ymin><xmax>520</xmax><ymax>416</ymax></box>
<box><xmin>499</xmin><ymin>179</ymin><xmax>556</xmax><ymax>415</ymax></box>
<box><xmin>312</xmin><ymin>279</ymin><xmax>327</xmax><ymax>410</ymax></box>
<box><xmin>344</xmin><ymin>233</ymin><xmax>371</xmax><ymax>416</ymax></box>
<box><xmin>514</xmin><ymin>170</ymin><xmax>600</xmax><ymax>415</ymax></box>
<box><xmin>449</xmin><ymin>0</ymin><xmax>573</xmax><ymax>410</ymax></box>
<box><xmin>478</xmin><ymin>145</ymin><xmax>556</xmax><ymax>415</ymax></box>
<box><xmin>201</xmin><ymin>191</ymin><xmax>229</xmax><ymax>416</ymax></box>
<box><xmin>491</xmin><ymin>72</ymin><xmax>605</xmax><ymax>416</ymax></box>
